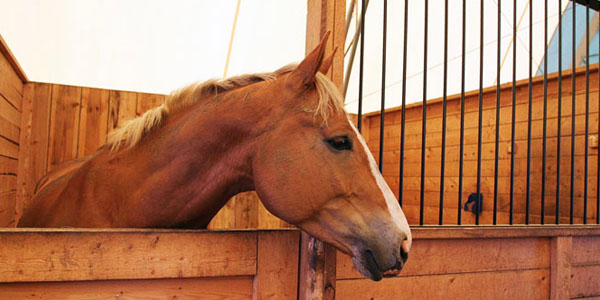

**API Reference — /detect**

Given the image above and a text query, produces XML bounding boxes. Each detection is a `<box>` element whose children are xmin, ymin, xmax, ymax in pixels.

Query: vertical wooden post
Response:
<box><xmin>550</xmin><ymin>236</ymin><xmax>572</xmax><ymax>300</ymax></box>
<box><xmin>300</xmin><ymin>1</ymin><xmax>344</xmax><ymax>299</ymax></box>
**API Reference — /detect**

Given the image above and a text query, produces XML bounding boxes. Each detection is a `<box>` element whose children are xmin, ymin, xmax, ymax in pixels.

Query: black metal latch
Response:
<box><xmin>464</xmin><ymin>193</ymin><xmax>483</xmax><ymax>214</ymax></box>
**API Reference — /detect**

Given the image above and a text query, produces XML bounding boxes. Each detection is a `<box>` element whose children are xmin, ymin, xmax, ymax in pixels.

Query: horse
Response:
<box><xmin>17</xmin><ymin>33</ymin><xmax>412</xmax><ymax>281</ymax></box>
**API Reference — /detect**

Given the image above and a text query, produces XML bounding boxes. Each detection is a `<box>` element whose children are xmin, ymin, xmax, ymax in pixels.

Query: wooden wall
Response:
<box><xmin>13</xmin><ymin>81</ymin><xmax>289</xmax><ymax>229</ymax></box>
<box><xmin>362</xmin><ymin>64</ymin><xmax>600</xmax><ymax>225</ymax></box>
<box><xmin>0</xmin><ymin>229</ymin><xmax>300</xmax><ymax>299</ymax></box>
<box><xmin>0</xmin><ymin>35</ymin><xmax>27</xmax><ymax>227</ymax></box>
<box><xmin>335</xmin><ymin>226</ymin><xmax>600</xmax><ymax>300</ymax></box>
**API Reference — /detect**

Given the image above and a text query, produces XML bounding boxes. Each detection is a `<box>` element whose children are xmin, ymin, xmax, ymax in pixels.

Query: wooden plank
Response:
<box><xmin>136</xmin><ymin>93</ymin><xmax>164</xmax><ymax>116</ymax></box>
<box><xmin>15</xmin><ymin>83</ymin><xmax>51</xmax><ymax>221</ymax></box>
<box><xmin>0</xmin><ymin>276</ymin><xmax>254</xmax><ymax>300</ymax></box>
<box><xmin>107</xmin><ymin>90</ymin><xmax>137</xmax><ymax>133</ymax></box>
<box><xmin>337</xmin><ymin>237</ymin><xmax>549</xmax><ymax>279</ymax></box>
<box><xmin>571</xmin><ymin>236</ymin><xmax>600</xmax><ymax>266</ymax></box>
<box><xmin>571</xmin><ymin>265</ymin><xmax>600</xmax><ymax>299</ymax></box>
<box><xmin>407</xmin><ymin>226</ymin><xmax>600</xmax><ymax>239</ymax></box>
<box><xmin>255</xmin><ymin>231</ymin><xmax>300</xmax><ymax>300</ymax></box>
<box><xmin>0</xmin><ymin>230</ymin><xmax>257</xmax><ymax>282</ymax></box>
<box><xmin>47</xmin><ymin>84</ymin><xmax>82</xmax><ymax>171</ymax></box>
<box><xmin>0</xmin><ymin>95</ymin><xmax>20</xmax><ymax>128</ymax></box>
<box><xmin>336</xmin><ymin>269</ymin><xmax>550</xmax><ymax>300</ymax></box>
<box><xmin>0</xmin><ymin>191</ymin><xmax>16</xmax><ymax>227</ymax></box>
<box><xmin>234</xmin><ymin>191</ymin><xmax>258</xmax><ymax>229</ymax></box>
<box><xmin>77</xmin><ymin>87</ymin><xmax>109</xmax><ymax>157</ymax></box>
<box><xmin>0</xmin><ymin>114</ymin><xmax>20</xmax><ymax>144</ymax></box>
<box><xmin>0</xmin><ymin>41</ymin><xmax>23</xmax><ymax>110</ymax></box>
<box><xmin>0</xmin><ymin>157</ymin><xmax>17</xmax><ymax>175</ymax></box>
<box><xmin>551</xmin><ymin>236</ymin><xmax>573</xmax><ymax>300</ymax></box>
<box><xmin>0</xmin><ymin>136</ymin><xmax>18</xmax><ymax>159</ymax></box>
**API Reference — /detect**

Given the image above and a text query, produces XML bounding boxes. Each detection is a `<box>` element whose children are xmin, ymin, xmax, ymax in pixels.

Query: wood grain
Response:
<box><xmin>15</xmin><ymin>83</ymin><xmax>51</xmax><ymax>222</ymax></box>
<box><xmin>337</xmin><ymin>269</ymin><xmax>550</xmax><ymax>300</ymax></box>
<box><xmin>77</xmin><ymin>88</ymin><xmax>109</xmax><ymax>157</ymax></box>
<box><xmin>107</xmin><ymin>90</ymin><xmax>137</xmax><ymax>133</ymax></box>
<box><xmin>571</xmin><ymin>265</ymin><xmax>600</xmax><ymax>299</ymax></box>
<box><xmin>255</xmin><ymin>231</ymin><xmax>300</xmax><ymax>300</ymax></box>
<box><xmin>47</xmin><ymin>84</ymin><xmax>81</xmax><ymax>171</ymax></box>
<box><xmin>0</xmin><ymin>41</ymin><xmax>23</xmax><ymax>110</ymax></box>
<box><xmin>0</xmin><ymin>230</ymin><xmax>257</xmax><ymax>282</ymax></box>
<box><xmin>0</xmin><ymin>276</ymin><xmax>253</xmax><ymax>300</ymax></box>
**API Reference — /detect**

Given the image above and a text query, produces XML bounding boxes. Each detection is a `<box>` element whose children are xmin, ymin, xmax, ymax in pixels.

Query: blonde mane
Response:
<box><xmin>106</xmin><ymin>66</ymin><xmax>345</xmax><ymax>151</ymax></box>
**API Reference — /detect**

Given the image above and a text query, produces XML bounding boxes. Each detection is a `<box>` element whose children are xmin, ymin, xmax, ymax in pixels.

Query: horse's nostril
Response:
<box><xmin>400</xmin><ymin>247</ymin><xmax>408</xmax><ymax>263</ymax></box>
<box><xmin>400</xmin><ymin>239</ymin><xmax>409</xmax><ymax>263</ymax></box>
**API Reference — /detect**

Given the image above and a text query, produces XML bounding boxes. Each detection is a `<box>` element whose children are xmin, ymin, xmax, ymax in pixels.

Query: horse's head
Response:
<box><xmin>252</xmin><ymin>33</ymin><xmax>411</xmax><ymax>281</ymax></box>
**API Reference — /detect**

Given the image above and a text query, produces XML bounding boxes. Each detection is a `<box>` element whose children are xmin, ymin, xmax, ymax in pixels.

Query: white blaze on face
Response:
<box><xmin>346</xmin><ymin>117</ymin><xmax>412</xmax><ymax>250</ymax></box>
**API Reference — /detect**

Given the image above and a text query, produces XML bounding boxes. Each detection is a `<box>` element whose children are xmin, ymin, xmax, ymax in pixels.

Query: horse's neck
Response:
<box><xmin>111</xmin><ymin>95</ymin><xmax>261</xmax><ymax>227</ymax></box>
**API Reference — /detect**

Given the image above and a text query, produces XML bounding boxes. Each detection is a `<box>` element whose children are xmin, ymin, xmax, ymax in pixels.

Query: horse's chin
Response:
<box><xmin>352</xmin><ymin>252</ymin><xmax>385</xmax><ymax>281</ymax></box>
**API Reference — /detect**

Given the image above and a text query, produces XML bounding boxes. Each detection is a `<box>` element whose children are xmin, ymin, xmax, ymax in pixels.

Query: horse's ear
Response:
<box><xmin>318</xmin><ymin>47</ymin><xmax>337</xmax><ymax>75</ymax></box>
<box><xmin>288</xmin><ymin>31</ymin><xmax>330</xmax><ymax>90</ymax></box>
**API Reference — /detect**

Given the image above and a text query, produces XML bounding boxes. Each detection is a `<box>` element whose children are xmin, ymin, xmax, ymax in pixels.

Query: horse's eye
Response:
<box><xmin>326</xmin><ymin>135</ymin><xmax>352</xmax><ymax>151</ymax></box>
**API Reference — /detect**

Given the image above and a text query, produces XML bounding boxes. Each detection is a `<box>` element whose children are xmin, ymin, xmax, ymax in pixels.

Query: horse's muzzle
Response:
<box><xmin>364</xmin><ymin>239</ymin><xmax>409</xmax><ymax>281</ymax></box>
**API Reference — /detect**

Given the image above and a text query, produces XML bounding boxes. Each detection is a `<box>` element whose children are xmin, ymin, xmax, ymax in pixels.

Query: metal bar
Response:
<box><xmin>570</xmin><ymin>0</ymin><xmax>577</xmax><ymax>224</ymax></box>
<box><xmin>526</xmin><ymin>0</ymin><xmax>533</xmax><ymax>225</ymax></box>
<box><xmin>358</xmin><ymin>0</ymin><xmax>366</xmax><ymax>132</ymax></box>
<box><xmin>556</xmin><ymin>0</ymin><xmax>562</xmax><ymax>225</ymax></box>
<box><xmin>583</xmin><ymin>0</ymin><xmax>589</xmax><ymax>224</ymax></box>
<box><xmin>494</xmin><ymin>0</ymin><xmax>501</xmax><ymax>225</ymax></box>
<box><xmin>439</xmin><ymin>0</ymin><xmax>448</xmax><ymax>225</ymax></box>
<box><xmin>510</xmin><ymin>0</ymin><xmax>517</xmax><ymax>225</ymax></box>
<box><xmin>419</xmin><ymin>0</ymin><xmax>429</xmax><ymax>226</ymax></box>
<box><xmin>541</xmin><ymin>0</ymin><xmax>549</xmax><ymax>225</ymax></box>
<box><xmin>457</xmin><ymin>0</ymin><xmax>466</xmax><ymax>225</ymax></box>
<box><xmin>399</xmin><ymin>0</ymin><xmax>409</xmax><ymax>208</ymax></box>
<box><xmin>476</xmin><ymin>0</ymin><xmax>484</xmax><ymax>225</ymax></box>
<box><xmin>378</xmin><ymin>0</ymin><xmax>387</xmax><ymax>172</ymax></box>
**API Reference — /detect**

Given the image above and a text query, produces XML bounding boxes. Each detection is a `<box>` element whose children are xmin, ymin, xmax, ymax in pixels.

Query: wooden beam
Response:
<box><xmin>0</xmin><ymin>229</ymin><xmax>257</xmax><ymax>282</ymax></box>
<box><xmin>551</xmin><ymin>236</ymin><xmax>573</xmax><ymax>300</ymax></box>
<box><xmin>301</xmin><ymin>1</ymin><xmax>345</xmax><ymax>299</ymax></box>
<box><xmin>254</xmin><ymin>231</ymin><xmax>300</xmax><ymax>300</ymax></box>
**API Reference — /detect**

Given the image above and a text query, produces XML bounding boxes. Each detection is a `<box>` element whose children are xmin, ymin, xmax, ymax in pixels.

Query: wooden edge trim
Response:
<box><xmin>3</xmin><ymin>225</ymin><xmax>598</xmax><ymax>238</ymax></box>
<box><xmin>0</xmin><ymin>34</ymin><xmax>28</xmax><ymax>83</ymax></box>
<box><xmin>362</xmin><ymin>62</ymin><xmax>600</xmax><ymax>118</ymax></box>
<box><xmin>412</xmin><ymin>225</ymin><xmax>600</xmax><ymax>239</ymax></box>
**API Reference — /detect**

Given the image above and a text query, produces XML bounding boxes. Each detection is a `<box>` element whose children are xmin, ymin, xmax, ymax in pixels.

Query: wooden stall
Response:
<box><xmin>0</xmin><ymin>228</ymin><xmax>300</xmax><ymax>299</ymax></box>
<box><xmin>2</xmin><ymin>1</ymin><xmax>600</xmax><ymax>299</ymax></box>
<box><xmin>361</xmin><ymin>65</ymin><xmax>600</xmax><ymax>225</ymax></box>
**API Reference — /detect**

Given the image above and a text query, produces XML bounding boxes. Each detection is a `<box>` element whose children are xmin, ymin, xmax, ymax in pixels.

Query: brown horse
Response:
<box><xmin>18</xmin><ymin>33</ymin><xmax>411</xmax><ymax>281</ymax></box>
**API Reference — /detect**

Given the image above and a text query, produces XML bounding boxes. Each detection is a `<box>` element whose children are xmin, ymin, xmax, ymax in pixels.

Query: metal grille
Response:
<box><xmin>351</xmin><ymin>0</ymin><xmax>600</xmax><ymax>226</ymax></box>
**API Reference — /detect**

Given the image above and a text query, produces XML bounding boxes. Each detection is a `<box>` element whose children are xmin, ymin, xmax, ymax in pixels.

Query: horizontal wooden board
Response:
<box><xmin>0</xmin><ymin>276</ymin><xmax>253</xmax><ymax>300</ymax></box>
<box><xmin>0</xmin><ymin>157</ymin><xmax>17</xmax><ymax>175</ymax></box>
<box><xmin>0</xmin><ymin>43</ymin><xmax>23</xmax><ymax>110</ymax></box>
<box><xmin>0</xmin><ymin>114</ymin><xmax>19</xmax><ymax>144</ymax></box>
<box><xmin>571</xmin><ymin>236</ymin><xmax>600</xmax><ymax>266</ymax></box>
<box><xmin>0</xmin><ymin>95</ymin><xmax>20</xmax><ymax>128</ymax></box>
<box><xmin>0</xmin><ymin>230</ymin><xmax>257</xmax><ymax>282</ymax></box>
<box><xmin>0</xmin><ymin>137</ymin><xmax>18</xmax><ymax>159</ymax></box>
<box><xmin>337</xmin><ymin>268</ymin><xmax>550</xmax><ymax>300</ymax></box>
<box><xmin>337</xmin><ymin>237</ymin><xmax>549</xmax><ymax>280</ymax></box>
<box><xmin>571</xmin><ymin>265</ymin><xmax>600</xmax><ymax>299</ymax></box>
